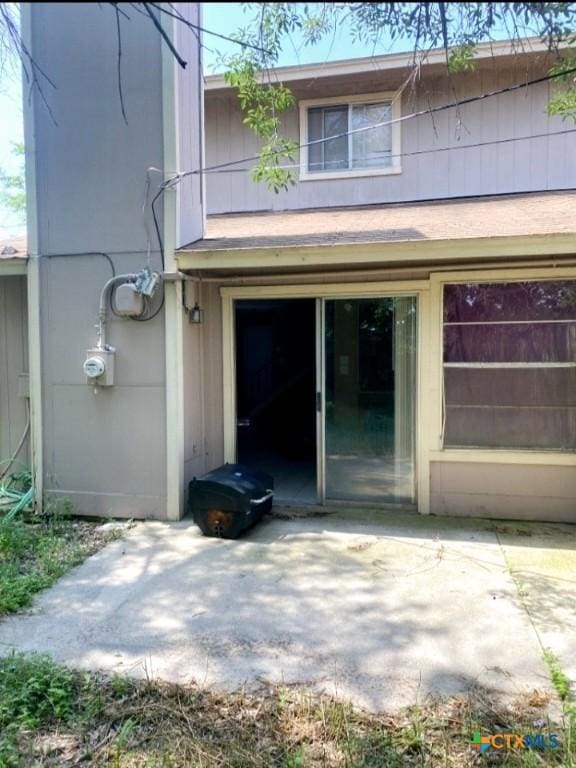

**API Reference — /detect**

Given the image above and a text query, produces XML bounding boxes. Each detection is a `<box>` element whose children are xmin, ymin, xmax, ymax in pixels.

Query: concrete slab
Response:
<box><xmin>0</xmin><ymin>514</ymin><xmax>559</xmax><ymax>712</ymax></box>
<box><xmin>495</xmin><ymin>521</ymin><xmax>576</xmax><ymax>699</ymax></box>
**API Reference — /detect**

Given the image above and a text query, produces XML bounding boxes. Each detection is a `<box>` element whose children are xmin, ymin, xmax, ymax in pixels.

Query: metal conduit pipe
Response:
<box><xmin>96</xmin><ymin>273</ymin><xmax>139</xmax><ymax>349</ymax></box>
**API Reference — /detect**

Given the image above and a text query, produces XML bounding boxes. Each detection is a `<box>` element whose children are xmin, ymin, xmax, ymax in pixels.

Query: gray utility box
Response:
<box><xmin>188</xmin><ymin>464</ymin><xmax>274</xmax><ymax>539</ymax></box>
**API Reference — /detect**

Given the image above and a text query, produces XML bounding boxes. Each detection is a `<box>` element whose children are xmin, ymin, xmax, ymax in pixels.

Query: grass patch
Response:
<box><xmin>0</xmin><ymin>653</ymin><xmax>573</xmax><ymax>767</ymax></box>
<box><xmin>543</xmin><ymin>649</ymin><xmax>576</xmax><ymax>766</ymax></box>
<box><xmin>0</xmin><ymin>503</ymin><xmax>123</xmax><ymax>616</ymax></box>
<box><xmin>544</xmin><ymin>649</ymin><xmax>573</xmax><ymax>704</ymax></box>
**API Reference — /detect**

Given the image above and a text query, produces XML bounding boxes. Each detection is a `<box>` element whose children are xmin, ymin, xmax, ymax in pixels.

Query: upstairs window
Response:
<box><xmin>300</xmin><ymin>93</ymin><xmax>401</xmax><ymax>179</ymax></box>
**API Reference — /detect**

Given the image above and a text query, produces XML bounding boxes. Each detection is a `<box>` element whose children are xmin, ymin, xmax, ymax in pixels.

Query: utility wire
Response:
<box><xmin>144</xmin><ymin>2</ymin><xmax>273</xmax><ymax>56</ymax></box>
<box><xmin>43</xmin><ymin>252</ymin><xmax>115</xmax><ymax>277</ymax></box>
<box><xmin>150</xmin><ymin>188</ymin><xmax>165</xmax><ymax>272</ymax></box>
<box><xmin>149</xmin><ymin>126</ymin><xmax>575</xmax><ymax>266</ymax></box>
<box><xmin>161</xmin><ymin>63</ymin><xmax>576</xmax><ymax>187</ymax></box>
<box><xmin>196</xmin><ymin>126</ymin><xmax>576</xmax><ymax>175</ymax></box>
<box><xmin>148</xmin><ymin>64</ymin><xmax>576</xmax><ymax>266</ymax></box>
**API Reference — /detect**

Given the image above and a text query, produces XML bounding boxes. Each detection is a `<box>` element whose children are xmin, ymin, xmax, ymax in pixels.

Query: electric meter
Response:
<box><xmin>84</xmin><ymin>356</ymin><xmax>105</xmax><ymax>379</ymax></box>
<box><xmin>84</xmin><ymin>348</ymin><xmax>115</xmax><ymax>386</ymax></box>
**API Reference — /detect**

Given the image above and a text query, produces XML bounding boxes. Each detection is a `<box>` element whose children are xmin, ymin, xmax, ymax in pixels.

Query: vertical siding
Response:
<box><xmin>182</xmin><ymin>281</ymin><xmax>205</xmax><ymax>485</ymax></box>
<box><xmin>205</xmin><ymin>64</ymin><xmax>576</xmax><ymax>214</ymax></box>
<box><xmin>29</xmin><ymin>1</ymin><xmax>168</xmax><ymax>518</ymax></box>
<box><xmin>175</xmin><ymin>3</ymin><xmax>204</xmax><ymax>248</ymax></box>
<box><xmin>0</xmin><ymin>276</ymin><xmax>29</xmax><ymax>463</ymax></box>
<box><xmin>27</xmin><ymin>3</ymin><xmax>203</xmax><ymax>519</ymax></box>
<box><xmin>182</xmin><ymin>281</ymin><xmax>224</xmax><ymax>500</ymax></box>
<box><xmin>201</xmin><ymin>282</ymin><xmax>224</xmax><ymax>470</ymax></box>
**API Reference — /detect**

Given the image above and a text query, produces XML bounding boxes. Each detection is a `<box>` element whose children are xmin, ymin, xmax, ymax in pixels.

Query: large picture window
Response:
<box><xmin>442</xmin><ymin>280</ymin><xmax>576</xmax><ymax>451</ymax></box>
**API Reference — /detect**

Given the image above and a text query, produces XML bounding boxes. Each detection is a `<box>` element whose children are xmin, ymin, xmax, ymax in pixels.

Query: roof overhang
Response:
<box><xmin>204</xmin><ymin>37</ymin><xmax>560</xmax><ymax>94</ymax></box>
<box><xmin>0</xmin><ymin>258</ymin><xmax>27</xmax><ymax>276</ymax></box>
<box><xmin>176</xmin><ymin>233</ymin><xmax>576</xmax><ymax>276</ymax></box>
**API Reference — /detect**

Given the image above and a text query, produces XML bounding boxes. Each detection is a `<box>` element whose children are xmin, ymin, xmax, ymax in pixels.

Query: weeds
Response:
<box><xmin>0</xmin><ymin>653</ymin><xmax>572</xmax><ymax>767</ymax></box>
<box><xmin>543</xmin><ymin>649</ymin><xmax>576</xmax><ymax>767</ymax></box>
<box><xmin>544</xmin><ymin>649</ymin><xmax>573</xmax><ymax>704</ymax></box>
<box><xmin>0</xmin><ymin>652</ymin><xmax>82</xmax><ymax>728</ymax></box>
<box><xmin>0</xmin><ymin>500</ymin><xmax>121</xmax><ymax>616</ymax></box>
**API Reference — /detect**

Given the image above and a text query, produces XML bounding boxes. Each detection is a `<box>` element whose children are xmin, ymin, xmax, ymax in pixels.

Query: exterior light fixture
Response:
<box><xmin>189</xmin><ymin>301</ymin><xmax>204</xmax><ymax>324</ymax></box>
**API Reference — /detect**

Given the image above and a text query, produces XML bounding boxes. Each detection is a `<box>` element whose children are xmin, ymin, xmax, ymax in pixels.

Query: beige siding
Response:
<box><xmin>0</xmin><ymin>276</ymin><xmax>29</xmax><ymax>464</ymax></box>
<box><xmin>201</xmin><ymin>283</ymin><xmax>225</xmax><ymax>471</ymax></box>
<box><xmin>205</xmin><ymin>65</ymin><xmax>576</xmax><ymax>214</ymax></box>
<box><xmin>188</xmin><ymin>270</ymin><xmax>575</xmax><ymax>523</ymax></box>
<box><xmin>430</xmin><ymin>461</ymin><xmax>576</xmax><ymax>523</ymax></box>
<box><xmin>182</xmin><ymin>282</ymin><xmax>224</xmax><ymax>500</ymax></box>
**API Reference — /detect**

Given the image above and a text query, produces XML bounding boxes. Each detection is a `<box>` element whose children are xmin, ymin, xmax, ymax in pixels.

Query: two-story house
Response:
<box><xmin>12</xmin><ymin>5</ymin><xmax>576</xmax><ymax>524</ymax></box>
<box><xmin>175</xmin><ymin>39</ymin><xmax>576</xmax><ymax>521</ymax></box>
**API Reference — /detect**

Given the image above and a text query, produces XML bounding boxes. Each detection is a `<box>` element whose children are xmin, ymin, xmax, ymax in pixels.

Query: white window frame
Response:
<box><xmin>429</xmin><ymin>268</ymin><xmax>576</xmax><ymax>457</ymax></box>
<box><xmin>299</xmin><ymin>91</ymin><xmax>402</xmax><ymax>181</ymax></box>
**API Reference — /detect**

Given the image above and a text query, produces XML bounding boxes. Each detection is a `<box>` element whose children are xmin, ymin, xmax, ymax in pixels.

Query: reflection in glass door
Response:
<box><xmin>323</xmin><ymin>297</ymin><xmax>417</xmax><ymax>504</ymax></box>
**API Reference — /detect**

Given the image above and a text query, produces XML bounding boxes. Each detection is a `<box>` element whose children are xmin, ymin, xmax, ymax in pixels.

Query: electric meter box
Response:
<box><xmin>114</xmin><ymin>283</ymin><xmax>145</xmax><ymax>317</ymax></box>
<box><xmin>84</xmin><ymin>348</ymin><xmax>115</xmax><ymax>386</ymax></box>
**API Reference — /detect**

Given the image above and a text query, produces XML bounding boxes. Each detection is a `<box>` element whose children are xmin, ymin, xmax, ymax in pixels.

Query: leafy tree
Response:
<box><xmin>0</xmin><ymin>141</ymin><xmax>25</xmax><ymax>223</ymax></box>
<box><xmin>220</xmin><ymin>2</ymin><xmax>576</xmax><ymax>191</ymax></box>
<box><xmin>1</xmin><ymin>2</ymin><xmax>575</xmax><ymax>195</ymax></box>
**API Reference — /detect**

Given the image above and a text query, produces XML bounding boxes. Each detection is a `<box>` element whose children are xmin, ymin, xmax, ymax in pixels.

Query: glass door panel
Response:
<box><xmin>324</xmin><ymin>297</ymin><xmax>416</xmax><ymax>504</ymax></box>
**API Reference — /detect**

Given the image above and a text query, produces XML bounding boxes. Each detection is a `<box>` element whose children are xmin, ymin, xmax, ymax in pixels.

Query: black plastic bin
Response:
<box><xmin>188</xmin><ymin>464</ymin><xmax>274</xmax><ymax>539</ymax></box>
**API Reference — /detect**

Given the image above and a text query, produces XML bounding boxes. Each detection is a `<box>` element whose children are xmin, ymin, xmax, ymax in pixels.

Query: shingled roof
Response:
<box><xmin>0</xmin><ymin>237</ymin><xmax>27</xmax><ymax>260</ymax></box>
<box><xmin>181</xmin><ymin>191</ymin><xmax>576</xmax><ymax>253</ymax></box>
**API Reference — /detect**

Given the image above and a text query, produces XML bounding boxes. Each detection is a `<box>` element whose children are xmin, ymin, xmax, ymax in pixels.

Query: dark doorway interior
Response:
<box><xmin>235</xmin><ymin>299</ymin><xmax>316</xmax><ymax>503</ymax></box>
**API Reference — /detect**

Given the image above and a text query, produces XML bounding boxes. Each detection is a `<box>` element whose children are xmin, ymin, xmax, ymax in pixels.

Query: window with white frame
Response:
<box><xmin>300</xmin><ymin>93</ymin><xmax>400</xmax><ymax>177</ymax></box>
<box><xmin>442</xmin><ymin>280</ymin><xmax>576</xmax><ymax>451</ymax></box>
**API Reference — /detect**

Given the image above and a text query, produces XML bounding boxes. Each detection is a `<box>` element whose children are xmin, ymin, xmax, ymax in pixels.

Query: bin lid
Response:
<box><xmin>191</xmin><ymin>463</ymin><xmax>274</xmax><ymax>497</ymax></box>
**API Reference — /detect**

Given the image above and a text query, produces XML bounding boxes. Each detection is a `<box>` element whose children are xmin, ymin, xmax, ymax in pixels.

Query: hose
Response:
<box><xmin>0</xmin><ymin>400</ymin><xmax>34</xmax><ymax>522</ymax></box>
<box><xmin>0</xmin><ymin>465</ymin><xmax>33</xmax><ymax>523</ymax></box>
<box><xmin>0</xmin><ymin>400</ymin><xmax>30</xmax><ymax>483</ymax></box>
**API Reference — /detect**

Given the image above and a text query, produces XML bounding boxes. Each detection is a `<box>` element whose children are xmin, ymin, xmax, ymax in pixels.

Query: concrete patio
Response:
<box><xmin>0</xmin><ymin>511</ymin><xmax>574</xmax><ymax>712</ymax></box>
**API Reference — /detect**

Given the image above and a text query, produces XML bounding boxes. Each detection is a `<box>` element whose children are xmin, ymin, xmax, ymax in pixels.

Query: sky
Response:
<box><xmin>0</xmin><ymin>3</ymin><xmax>414</xmax><ymax>238</ymax></box>
<box><xmin>0</xmin><ymin>3</ymin><xmax>513</xmax><ymax>239</ymax></box>
<box><xmin>0</xmin><ymin>62</ymin><xmax>24</xmax><ymax>239</ymax></box>
<box><xmin>201</xmin><ymin>3</ymin><xmax>410</xmax><ymax>72</ymax></box>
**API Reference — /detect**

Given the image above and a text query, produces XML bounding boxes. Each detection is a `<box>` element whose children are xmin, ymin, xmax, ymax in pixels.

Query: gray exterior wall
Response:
<box><xmin>0</xmin><ymin>276</ymin><xmax>29</xmax><ymax>464</ymax></box>
<box><xmin>205</xmin><ymin>62</ymin><xmax>576</xmax><ymax>214</ymax></box>
<box><xmin>174</xmin><ymin>3</ymin><xmax>204</xmax><ymax>250</ymax></box>
<box><xmin>176</xmin><ymin>4</ymin><xmax>221</xmax><ymax>500</ymax></box>
<box><xmin>26</xmin><ymin>3</ymin><xmax>203</xmax><ymax>518</ymax></box>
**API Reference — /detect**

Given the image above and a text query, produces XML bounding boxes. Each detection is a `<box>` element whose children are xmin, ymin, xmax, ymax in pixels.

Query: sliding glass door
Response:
<box><xmin>322</xmin><ymin>296</ymin><xmax>417</xmax><ymax>504</ymax></box>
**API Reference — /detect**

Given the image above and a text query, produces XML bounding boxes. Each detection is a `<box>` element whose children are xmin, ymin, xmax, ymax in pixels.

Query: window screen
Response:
<box><xmin>442</xmin><ymin>281</ymin><xmax>576</xmax><ymax>450</ymax></box>
<box><xmin>308</xmin><ymin>105</ymin><xmax>348</xmax><ymax>172</ymax></box>
<box><xmin>307</xmin><ymin>101</ymin><xmax>392</xmax><ymax>172</ymax></box>
<box><xmin>351</xmin><ymin>103</ymin><xmax>392</xmax><ymax>169</ymax></box>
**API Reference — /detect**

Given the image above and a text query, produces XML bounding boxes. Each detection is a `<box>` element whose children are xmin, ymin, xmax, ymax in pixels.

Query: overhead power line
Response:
<box><xmin>164</xmin><ymin>63</ymin><xmax>576</xmax><ymax>184</ymax></box>
<box><xmin>148</xmin><ymin>64</ymin><xmax>576</xmax><ymax>260</ymax></box>
<box><xmin>144</xmin><ymin>2</ymin><xmax>273</xmax><ymax>56</ymax></box>
<box><xmin>197</xmin><ymin>127</ymin><xmax>576</xmax><ymax>175</ymax></box>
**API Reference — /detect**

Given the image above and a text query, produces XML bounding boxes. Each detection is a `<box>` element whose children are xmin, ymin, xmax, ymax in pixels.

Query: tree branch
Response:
<box><xmin>113</xmin><ymin>4</ymin><xmax>129</xmax><ymax>124</ymax></box>
<box><xmin>142</xmin><ymin>2</ymin><xmax>187</xmax><ymax>69</ymax></box>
